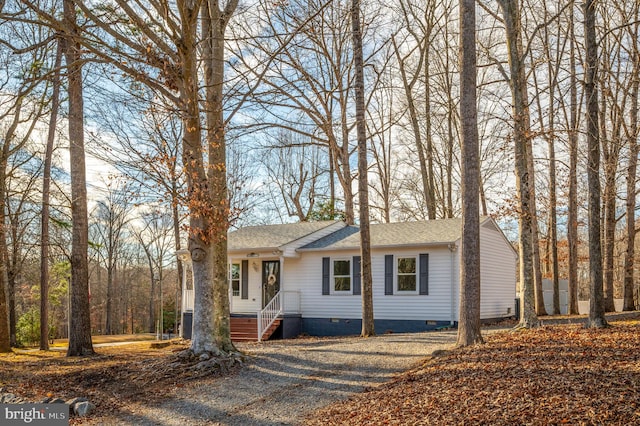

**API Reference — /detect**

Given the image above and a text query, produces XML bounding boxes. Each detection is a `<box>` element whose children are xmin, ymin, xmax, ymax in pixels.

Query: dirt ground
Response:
<box><xmin>2</xmin><ymin>313</ymin><xmax>639</xmax><ymax>425</ymax></box>
<box><xmin>1</xmin><ymin>339</ymin><xmax>230</xmax><ymax>423</ymax></box>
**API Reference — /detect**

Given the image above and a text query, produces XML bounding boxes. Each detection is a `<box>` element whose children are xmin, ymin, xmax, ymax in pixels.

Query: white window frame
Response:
<box><xmin>332</xmin><ymin>258</ymin><xmax>352</xmax><ymax>293</ymax></box>
<box><xmin>396</xmin><ymin>256</ymin><xmax>418</xmax><ymax>294</ymax></box>
<box><xmin>230</xmin><ymin>262</ymin><xmax>241</xmax><ymax>297</ymax></box>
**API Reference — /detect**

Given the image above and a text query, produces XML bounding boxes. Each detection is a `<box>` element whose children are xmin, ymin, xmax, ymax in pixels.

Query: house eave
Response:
<box><xmin>296</xmin><ymin>240</ymin><xmax>460</xmax><ymax>253</ymax></box>
<box><xmin>227</xmin><ymin>248</ymin><xmax>302</xmax><ymax>259</ymax></box>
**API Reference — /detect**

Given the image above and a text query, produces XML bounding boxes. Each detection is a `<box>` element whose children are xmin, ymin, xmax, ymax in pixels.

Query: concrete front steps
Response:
<box><xmin>231</xmin><ymin>317</ymin><xmax>281</xmax><ymax>342</ymax></box>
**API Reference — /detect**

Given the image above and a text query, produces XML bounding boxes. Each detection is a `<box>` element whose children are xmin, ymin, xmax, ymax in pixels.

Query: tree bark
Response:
<box><xmin>584</xmin><ymin>0</ymin><xmax>607</xmax><ymax>328</ymax></box>
<box><xmin>201</xmin><ymin>0</ymin><xmax>238</xmax><ymax>354</ymax></box>
<box><xmin>0</xmin><ymin>97</ymin><xmax>22</xmax><ymax>352</ymax></box>
<box><xmin>40</xmin><ymin>38</ymin><xmax>63</xmax><ymax>350</ymax></box>
<box><xmin>351</xmin><ymin>0</ymin><xmax>374</xmax><ymax>338</ymax></box>
<box><xmin>567</xmin><ymin>3</ymin><xmax>580</xmax><ymax>315</ymax></box>
<box><xmin>623</xmin><ymin>17</ymin><xmax>639</xmax><ymax>311</ymax></box>
<box><xmin>528</xmin><ymin>142</ymin><xmax>547</xmax><ymax>317</ymax></box>
<box><xmin>456</xmin><ymin>0</ymin><xmax>483</xmax><ymax>346</ymax></box>
<box><xmin>64</xmin><ymin>0</ymin><xmax>94</xmax><ymax>356</ymax></box>
<box><xmin>499</xmin><ymin>0</ymin><xmax>538</xmax><ymax>328</ymax></box>
<box><xmin>176</xmin><ymin>0</ymin><xmax>218</xmax><ymax>356</ymax></box>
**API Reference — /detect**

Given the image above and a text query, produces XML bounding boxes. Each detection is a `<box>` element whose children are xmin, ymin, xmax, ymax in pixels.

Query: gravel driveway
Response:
<box><xmin>95</xmin><ymin>330</ymin><xmax>459</xmax><ymax>425</ymax></box>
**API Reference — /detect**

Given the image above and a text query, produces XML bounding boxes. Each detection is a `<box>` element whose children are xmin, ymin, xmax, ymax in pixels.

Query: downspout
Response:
<box><xmin>280</xmin><ymin>255</ymin><xmax>285</xmax><ymax>312</ymax></box>
<box><xmin>449</xmin><ymin>242</ymin><xmax>458</xmax><ymax>325</ymax></box>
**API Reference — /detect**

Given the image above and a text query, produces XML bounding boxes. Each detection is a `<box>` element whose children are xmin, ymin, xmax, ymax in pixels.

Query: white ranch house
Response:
<box><xmin>180</xmin><ymin>217</ymin><xmax>516</xmax><ymax>341</ymax></box>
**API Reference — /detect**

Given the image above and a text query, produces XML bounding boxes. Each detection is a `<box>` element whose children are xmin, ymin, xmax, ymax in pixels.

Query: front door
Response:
<box><xmin>262</xmin><ymin>260</ymin><xmax>280</xmax><ymax>308</ymax></box>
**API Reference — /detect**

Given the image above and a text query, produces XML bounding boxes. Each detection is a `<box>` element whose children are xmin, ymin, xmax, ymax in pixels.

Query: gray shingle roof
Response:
<box><xmin>300</xmin><ymin>218</ymin><xmax>465</xmax><ymax>250</ymax></box>
<box><xmin>228</xmin><ymin>221</ymin><xmax>341</xmax><ymax>251</ymax></box>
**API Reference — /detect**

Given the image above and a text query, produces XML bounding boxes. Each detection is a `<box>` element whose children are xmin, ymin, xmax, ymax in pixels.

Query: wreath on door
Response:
<box><xmin>266</xmin><ymin>263</ymin><xmax>278</xmax><ymax>287</ymax></box>
<box><xmin>267</xmin><ymin>274</ymin><xmax>277</xmax><ymax>286</ymax></box>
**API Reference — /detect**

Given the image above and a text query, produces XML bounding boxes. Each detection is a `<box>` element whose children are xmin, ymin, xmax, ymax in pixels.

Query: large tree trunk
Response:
<box><xmin>40</xmin><ymin>39</ymin><xmax>63</xmax><ymax>350</ymax></box>
<box><xmin>584</xmin><ymin>0</ymin><xmax>607</xmax><ymax>328</ymax></box>
<box><xmin>105</xmin><ymin>261</ymin><xmax>115</xmax><ymax>334</ymax></box>
<box><xmin>499</xmin><ymin>0</ymin><xmax>538</xmax><ymax>328</ymax></box>
<box><xmin>351</xmin><ymin>0</ymin><xmax>374</xmax><ymax>338</ymax></box>
<box><xmin>1</xmin><ymin>97</ymin><xmax>23</xmax><ymax>351</ymax></box>
<box><xmin>201</xmin><ymin>0</ymin><xmax>238</xmax><ymax>353</ymax></box>
<box><xmin>528</xmin><ymin>142</ymin><xmax>547</xmax><ymax>317</ymax></box>
<box><xmin>548</xmin><ymin>138</ymin><xmax>560</xmax><ymax>315</ymax></box>
<box><xmin>623</xmin><ymin>18</ymin><xmax>639</xmax><ymax>312</ymax></box>
<box><xmin>65</xmin><ymin>0</ymin><xmax>94</xmax><ymax>356</ymax></box>
<box><xmin>567</xmin><ymin>4</ymin><xmax>580</xmax><ymax>315</ymax></box>
<box><xmin>0</xmin><ymin>97</ymin><xmax>22</xmax><ymax>352</ymax></box>
<box><xmin>177</xmin><ymin>0</ymin><xmax>218</xmax><ymax>356</ymax></box>
<box><xmin>456</xmin><ymin>0</ymin><xmax>483</xmax><ymax>347</ymax></box>
<box><xmin>172</xmin><ymin>191</ymin><xmax>184</xmax><ymax>331</ymax></box>
<box><xmin>602</xmin><ymin>160</ymin><xmax>618</xmax><ymax>313</ymax></box>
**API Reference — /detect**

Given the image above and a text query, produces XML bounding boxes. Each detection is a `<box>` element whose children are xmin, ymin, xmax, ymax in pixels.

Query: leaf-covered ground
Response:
<box><xmin>306</xmin><ymin>316</ymin><xmax>640</xmax><ymax>426</ymax></box>
<box><xmin>0</xmin><ymin>340</ymin><xmax>236</xmax><ymax>424</ymax></box>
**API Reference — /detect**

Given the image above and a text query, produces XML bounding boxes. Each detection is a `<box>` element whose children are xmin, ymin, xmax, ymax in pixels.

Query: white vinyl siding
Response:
<box><xmin>228</xmin><ymin>257</ymin><xmax>268</xmax><ymax>314</ymax></box>
<box><xmin>479</xmin><ymin>222</ymin><xmax>517</xmax><ymax>318</ymax></box>
<box><xmin>287</xmin><ymin>247</ymin><xmax>456</xmax><ymax>321</ymax></box>
<box><xmin>225</xmin><ymin>218</ymin><xmax>515</xmax><ymax>322</ymax></box>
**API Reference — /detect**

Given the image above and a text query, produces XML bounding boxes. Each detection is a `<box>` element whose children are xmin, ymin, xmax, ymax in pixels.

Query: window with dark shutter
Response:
<box><xmin>419</xmin><ymin>253</ymin><xmax>429</xmax><ymax>295</ymax></box>
<box><xmin>352</xmin><ymin>256</ymin><xmax>361</xmax><ymax>295</ymax></box>
<box><xmin>241</xmin><ymin>260</ymin><xmax>249</xmax><ymax>299</ymax></box>
<box><xmin>322</xmin><ymin>257</ymin><xmax>330</xmax><ymax>295</ymax></box>
<box><xmin>385</xmin><ymin>254</ymin><xmax>394</xmax><ymax>295</ymax></box>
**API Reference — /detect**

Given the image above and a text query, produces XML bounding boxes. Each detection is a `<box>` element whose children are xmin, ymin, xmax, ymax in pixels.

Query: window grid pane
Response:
<box><xmin>397</xmin><ymin>257</ymin><xmax>417</xmax><ymax>292</ymax></box>
<box><xmin>398</xmin><ymin>275</ymin><xmax>416</xmax><ymax>291</ymax></box>
<box><xmin>231</xmin><ymin>263</ymin><xmax>240</xmax><ymax>296</ymax></box>
<box><xmin>333</xmin><ymin>260</ymin><xmax>351</xmax><ymax>292</ymax></box>
<box><xmin>334</xmin><ymin>277</ymin><xmax>351</xmax><ymax>291</ymax></box>
<box><xmin>398</xmin><ymin>258</ymin><xmax>416</xmax><ymax>274</ymax></box>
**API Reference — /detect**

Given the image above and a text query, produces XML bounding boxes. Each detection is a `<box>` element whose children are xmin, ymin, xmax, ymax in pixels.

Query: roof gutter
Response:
<box><xmin>296</xmin><ymin>241</ymin><xmax>459</xmax><ymax>253</ymax></box>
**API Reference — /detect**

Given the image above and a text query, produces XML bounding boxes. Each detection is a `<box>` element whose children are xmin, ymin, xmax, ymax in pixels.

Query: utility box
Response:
<box><xmin>182</xmin><ymin>311</ymin><xmax>193</xmax><ymax>339</ymax></box>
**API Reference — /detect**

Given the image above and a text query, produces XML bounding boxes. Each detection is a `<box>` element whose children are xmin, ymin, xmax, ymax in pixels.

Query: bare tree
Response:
<box><xmin>40</xmin><ymin>38</ymin><xmax>63</xmax><ymax>350</ymax></box>
<box><xmin>391</xmin><ymin>0</ymin><xmax>440</xmax><ymax>220</ymax></box>
<box><xmin>231</xmin><ymin>0</ymin><xmax>384</xmax><ymax>225</ymax></box>
<box><xmin>457</xmin><ymin>0</ymin><xmax>483</xmax><ymax>346</ymax></box>
<box><xmin>200</xmin><ymin>0</ymin><xmax>239</xmax><ymax>353</ymax></box>
<box><xmin>497</xmin><ymin>0</ymin><xmax>538</xmax><ymax>328</ymax></box>
<box><xmin>64</xmin><ymin>0</ymin><xmax>94</xmax><ymax>355</ymax></box>
<box><xmin>0</xmin><ymin>0</ymin><xmax>54</xmax><ymax>350</ymax></box>
<box><xmin>623</xmin><ymin>8</ymin><xmax>639</xmax><ymax>312</ymax></box>
<box><xmin>350</xmin><ymin>0</ymin><xmax>374</xmax><ymax>337</ymax></box>
<box><xmin>584</xmin><ymin>0</ymin><xmax>607</xmax><ymax>328</ymax></box>
<box><xmin>90</xmin><ymin>178</ymin><xmax>132</xmax><ymax>335</ymax></box>
<box><xmin>133</xmin><ymin>209</ymin><xmax>174</xmax><ymax>336</ymax></box>
<box><xmin>564</xmin><ymin>1</ymin><xmax>581</xmax><ymax>315</ymax></box>
<box><xmin>51</xmin><ymin>0</ymin><xmax>240</xmax><ymax>355</ymax></box>
<box><xmin>262</xmin><ymin>133</ymin><xmax>324</xmax><ymax>222</ymax></box>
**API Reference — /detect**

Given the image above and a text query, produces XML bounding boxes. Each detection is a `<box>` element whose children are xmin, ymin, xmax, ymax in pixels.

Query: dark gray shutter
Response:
<box><xmin>352</xmin><ymin>256</ymin><xmax>361</xmax><ymax>295</ymax></box>
<box><xmin>419</xmin><ymin>253</ymin><xmax>429</xmax><ymax>295</ymax></box>
<box><xmin>241</xmin><ymin>260</ymin><xmax>249</xmax><ymax>299</ymax></box>
<box><xmin>384</xmin><ymin>254</ymin><xmax>394</xmax><ymax>295</ymax></box>
<box><xmin>322</xmin><ymin>257</ymin><xmax>330</xmax><ymax>295</ymax></box>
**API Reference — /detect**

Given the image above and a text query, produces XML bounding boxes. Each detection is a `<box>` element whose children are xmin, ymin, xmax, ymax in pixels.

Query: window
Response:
<box><xmin>333</xmin><ymin>259</ymin><xmax>351</xmax><ymax>292</ymax></box>
<box><xmin>231</xmin><ymin>263</ymin><xmax>240</xmax><ymax>297</ymax></box>
<box><xmin>397</xmin><ymin>257</ymin><xmax>417</xmax><ymax>292</ymax></box>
